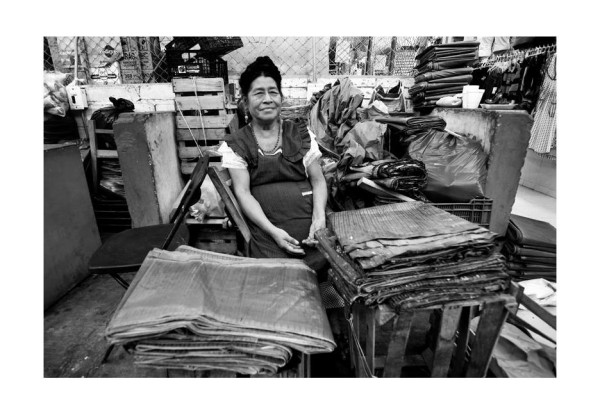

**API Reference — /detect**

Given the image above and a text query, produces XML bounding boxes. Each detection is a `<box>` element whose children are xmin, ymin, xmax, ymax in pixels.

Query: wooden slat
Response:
<box><xmin>465</xmin><ymin>300</ymin><xmax>510</xmax><ymax>377</ymax></box>
<box><xmin>282</xmin><ymin>87</ymin><xmax>308</xmax><ymax>100</ymax></box>
<box><xmin>181</xmin><ymin>161</ymin><xmax>222</xmax><ymax>175</ymax></box>
<box><xmin>175</xmin><ymin>95</ymin><xmax>225</xmax><ymax>111</ymax></box>
<box><xmin>95</xmin><ymin>128</ymin><xmax>114</xmax><ymax>135</ymax></box>
<box><xmin>177</xmin><ymin>128</ymin><xmax>226</xmax><ymax>142</ymax></box>
<box><xmin>185</xmin><ymin>217</ymin><xmax>227</xmax><ymax>225</ymax></box>
<box><xmin>282</xmin><ymin>78</ymin><xmax>309</xmax><ymax>87</ymax></box>
<box><xmin>517</xmin><ymin>291</ymin><xmax>556</xmax><ymax>330</ymax></box>
<box><xmin>382</xmin><ymin>311</ymin><xmax>414</xmax><ymax>377</ymax></box>
<box><xmin>172</xmin><ymin>77</ymin><xmax>225</xmax><ymax>93</ymax></box>
<box><xmin>97</xmin><ymin>149</ymin><xmax>119</xmax><ymax>159</ymax></box>
<box><xmin>430</xmin><ymin>304</ymin><xmax>463</xmax><ymax>377</ymax></box>
<box><xmin>176</xmin><ymin>114</ymin><xmax>234</xmax><ymax>129</ymax></box>
<box><xmin>208</xmin><ymin>166</ymin><xmax>252</xmax><ymax>246</ymax></box>
<box><xmin>449</xmin><ymin>306</ymin><xmax>474</xmax><ymax>377</ymax></box>
<box><xmin>178</xmin><ymin>145</ymin><xmax>222</xmax><ymax>159</ymax></box>
<box><xmin>365</xmin><ymin>306</ymin><xmax>376</xmax><ymax>376</ymax></box>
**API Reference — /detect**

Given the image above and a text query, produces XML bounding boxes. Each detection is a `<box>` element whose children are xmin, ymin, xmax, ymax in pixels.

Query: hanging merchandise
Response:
<box><xmin>408</xmin><ymin>130</ymin><xmax>488</xmax><ymax>202</ymax></box>
<box><xmin>528</xmin><ymin>54</ymin><xmax>557</xmax><ymax>156</ymax></box>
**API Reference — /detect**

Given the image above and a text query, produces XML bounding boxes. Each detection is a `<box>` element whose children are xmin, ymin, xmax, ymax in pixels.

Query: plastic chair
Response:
<box><xmin>88</xmin><ymin>154</ymin><xmax>211</xmax><ymax>289</ymax></box>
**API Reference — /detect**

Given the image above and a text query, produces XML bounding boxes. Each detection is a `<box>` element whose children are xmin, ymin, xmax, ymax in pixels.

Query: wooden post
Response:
<box><xmin>312</xmin><ymin>37</ymin><xmax>317</xmax><ymax>83</ymax></box>
<box><xmin>388</xmin><ymin>36</ymin><xmax>398</xmax><ymax>75</ymax></box>
<box><xmin>430</xmin><ymin>304</ymin><xmax>462</xmax><ymax>377</ymax></box>
<box><xmin>366</xmin><ymin>37</ymin><xmax>374</xmax><ymax>75</ymax></box>
<box><xmin>466</xmin><ymin>300</ymin><xmax>509</xmax><ymax>377</ymax></box>
<box><xmin>383</xmin><ymin>311</ymin><xmax>414</xmax><ymax>377</ymax></box>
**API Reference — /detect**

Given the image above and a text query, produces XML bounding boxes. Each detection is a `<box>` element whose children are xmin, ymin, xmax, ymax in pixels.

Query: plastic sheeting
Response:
<box><xmin>409</xmin><ymin>130</ymin><xmax>488</xmax><ymax>202</ymax></box>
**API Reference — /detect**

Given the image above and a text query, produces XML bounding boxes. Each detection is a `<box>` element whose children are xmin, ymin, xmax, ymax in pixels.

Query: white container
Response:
<box><xmin>462</xmin><ymin>89</ymin><xmax>485</xmax><ymax>109</ymax></box>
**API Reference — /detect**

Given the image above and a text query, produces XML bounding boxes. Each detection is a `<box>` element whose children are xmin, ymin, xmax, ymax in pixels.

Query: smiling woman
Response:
<box><xmin>217</xmin><ymin>56</ymin><xmax>329</xmax><ymax>278</ymax></box>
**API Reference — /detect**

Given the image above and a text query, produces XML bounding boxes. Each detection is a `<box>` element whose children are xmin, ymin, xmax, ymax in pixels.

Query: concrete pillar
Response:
<box><xmin>431</xmin><ymin>108</ymin><xmax>534</xmax><ymax>236</ymax></box>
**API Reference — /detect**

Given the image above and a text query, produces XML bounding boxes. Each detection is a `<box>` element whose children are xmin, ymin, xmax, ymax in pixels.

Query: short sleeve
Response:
<box><xmin>218</xmin><ymin>142</ymin><xmax>248</xmax><ymax>169</ymax></box>
<box><xmin>302</xmin><ymin>128</ymin><xmax>322</xmax><ymax>173</ymax></box>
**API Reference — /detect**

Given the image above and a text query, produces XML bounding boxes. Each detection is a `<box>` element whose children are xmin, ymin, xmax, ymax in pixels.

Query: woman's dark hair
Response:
<box><xmin>239</xmin><ymin>56</ymin><xmax>282</xmax><ymax>96</ymax></box>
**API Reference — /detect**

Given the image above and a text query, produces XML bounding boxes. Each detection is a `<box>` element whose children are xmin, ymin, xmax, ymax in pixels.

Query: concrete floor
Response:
<box><xmin>511</xmin><ymin>185</ymin><xmax>556</xmax><ymax>227</ymax></box>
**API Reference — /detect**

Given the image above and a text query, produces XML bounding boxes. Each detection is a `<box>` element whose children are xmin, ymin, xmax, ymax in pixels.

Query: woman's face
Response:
<box><xmin>245</xmin><ymin>76</ymin><xmax>282</xmax><ymax>124</ymax></box>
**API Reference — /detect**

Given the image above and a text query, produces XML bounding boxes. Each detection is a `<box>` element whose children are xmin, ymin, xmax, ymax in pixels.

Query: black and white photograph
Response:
<box><xmin>5</xmin><ymin>1</ymin><xmax>598</xmax><ymax>414</ymax></box>
<box><xmin>42</xmin><ymin>33</ymin><xmax>558</xmax><ymax>379</ymax></box>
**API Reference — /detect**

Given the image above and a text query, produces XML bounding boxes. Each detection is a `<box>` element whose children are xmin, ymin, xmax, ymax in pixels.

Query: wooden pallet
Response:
<box><xmin>172</xmin><ymin>77</ymin><xmax>237</xmax><ymax>175</ymax></box>
<box><xmin>348</xmin><ymin>293</ymin><xmax>517</xmax><ymax>378</ymax></box>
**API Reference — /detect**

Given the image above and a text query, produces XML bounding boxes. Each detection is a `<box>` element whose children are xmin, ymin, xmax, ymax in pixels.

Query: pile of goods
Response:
<box><xmin>410</xmin><ymin>41</ymin><xmax>479</xmax><ymax>110</ymax></box>
<box><xmin>316</xmin><ymin>201</ymin><xmax>510</xmax><ymax>311</ymax></box>
<box><xmin>502</xmin><ymin>214</ymin><xmax>556</xmax><ymax>282</ymax></box>
<box><xmin>106</xmin><ymin>246</ymin><xmax>335</xmax><ymax>375</ymax></box>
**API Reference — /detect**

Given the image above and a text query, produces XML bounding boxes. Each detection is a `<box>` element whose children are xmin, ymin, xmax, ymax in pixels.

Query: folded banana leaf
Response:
<box><xmin>106</xmin><ymin>246</ymin><xmax>336</xmax><ymax>374</ymax></box>
<box><xmin>329</xmin><ymin>201</ymin><xmax>480</xmax><ymax>249</ymax></box>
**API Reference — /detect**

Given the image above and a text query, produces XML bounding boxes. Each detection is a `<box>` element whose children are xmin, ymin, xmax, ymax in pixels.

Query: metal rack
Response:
<box><xmin>477</xmin><ymin>44</ymin><xmax>556</xmax><ymax>69</ymax></box>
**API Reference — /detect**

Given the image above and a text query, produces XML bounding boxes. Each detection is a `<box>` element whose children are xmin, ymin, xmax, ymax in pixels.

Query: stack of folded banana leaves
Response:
<box><xmin>502</xmin><ymin>214</ymin><xmax>556</xmax><ymax>282</ymax></box>
<box><xmin>106</xmin><ymin>246</ymin><xmax>335</xmax><ymax>375</ymax></box>
<box><xmin>411</xmin><ymin>41</ymin><xmax>479</xmax><ymax>109</ymax></box>
<box><xmin>316</xmin><ymin>201</ymin><xmax>510</xmax><ymax>312</ymax></box>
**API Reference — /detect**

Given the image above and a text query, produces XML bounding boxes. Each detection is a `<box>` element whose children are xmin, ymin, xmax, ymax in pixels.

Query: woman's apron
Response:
<box><xmin>248</xmin><ymin>149</ymin><xmax>327</xmax><ymax>275</ymax></box>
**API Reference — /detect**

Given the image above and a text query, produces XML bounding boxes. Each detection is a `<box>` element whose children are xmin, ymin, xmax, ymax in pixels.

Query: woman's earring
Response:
<box><xmin>244</xmin><ymin>112</ymin><xmax>249</xmax><ymax>123</ymax></box>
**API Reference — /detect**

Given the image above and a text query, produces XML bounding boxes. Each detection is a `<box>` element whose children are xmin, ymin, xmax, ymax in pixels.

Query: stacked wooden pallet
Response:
<box><xmin>172</xmin><ymin>77</ymin><xmax>237</xmax><ymax>176</ymax></box>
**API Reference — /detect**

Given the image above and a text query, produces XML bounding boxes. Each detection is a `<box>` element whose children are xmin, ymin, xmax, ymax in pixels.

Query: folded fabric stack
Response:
<box><xmin>410</xmin><ymin>41</ymin><xmax>479</xmax><ymax>109</ymax></box>
<box><xmin>106</xmin><ymin>246</ymin><xmax>335</xmax><ymax>375</ymax></box>
<box><xmin>502</xmin><ymin>214</ymin><xmax>556</xmax><ymax>282</ymax></box>
<box><xmin>374</xmin><ymin>115</ymin><xmax>446</xmax><ymax>137</ymax></box>
<box><xmin>316</xmin><ymin>201</ymin><xmax>510</xmax><ymax>312</ymax></box>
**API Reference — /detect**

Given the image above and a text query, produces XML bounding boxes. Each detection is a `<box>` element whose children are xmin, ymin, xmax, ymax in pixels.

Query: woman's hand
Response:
<box><xmin>270</xmin><ymin>227</ymin><xmax>305</xmax><ymax>255</ymax></box>
<box><xmin>303</xmin><ymin>216</ymin><xmax>326</xmax><ymax>247</ymax></box>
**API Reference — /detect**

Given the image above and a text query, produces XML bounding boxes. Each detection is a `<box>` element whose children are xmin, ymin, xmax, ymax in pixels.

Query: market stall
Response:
<box><xmin>43</xmin><ymin>36</ymin><xmax>557</xmax><ymax>379</ymax></box>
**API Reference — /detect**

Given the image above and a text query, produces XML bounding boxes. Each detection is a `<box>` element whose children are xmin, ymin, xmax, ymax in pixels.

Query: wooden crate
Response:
<box><xmin>348</xmin><ymin>293</ymin><xmax>517</xmax><ymax>378</ymax></box>
<box><xmin>172</xmin><ymin>78</ymin><xmax>236</xmax><ymax>175</ymax></box>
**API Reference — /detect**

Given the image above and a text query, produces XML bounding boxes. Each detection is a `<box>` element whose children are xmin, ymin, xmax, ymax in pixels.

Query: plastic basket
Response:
<box><xmin>167</xmin><ymin>52</ymin><xmax>228</xmax><ymax>84</ymax></box>
<box><xmin>433</xmin><ymin>197</ymin><xmax>493</xmax><ymax>227</ymax></box>
<box><xmin>165</xmin><ymin>37</ymin><xmax>243</xmax><ymax>57</ymax></box>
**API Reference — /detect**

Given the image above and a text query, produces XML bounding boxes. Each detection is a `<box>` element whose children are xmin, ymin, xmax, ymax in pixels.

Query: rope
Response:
<box><xmin>192</xmin><ymin>77</ymin><xmax>209</xmax><ymax>148</ymax></box>
<box><xmin>175</xmin><ymin>99</ymin><xmax>204</xmax><ymax>157</ymax></box>
<box><xmin>346</xmin><ymin>312</ymin><xmax>377</xmax><ymax>378</ymax></box>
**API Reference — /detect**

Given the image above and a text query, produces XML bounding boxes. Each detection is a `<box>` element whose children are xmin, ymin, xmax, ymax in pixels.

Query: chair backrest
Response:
<box><xmin>208</xmin><ymin>166</ymin><xmax>251</xmax><ymax>256</ymax></box>
<box><xmin>161</xmin><ymin>154</ymin><xmax>211</xmax><ymax>249</ymax></box>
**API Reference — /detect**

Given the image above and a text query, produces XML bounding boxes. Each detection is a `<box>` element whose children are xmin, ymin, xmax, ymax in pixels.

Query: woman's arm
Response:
<box><xmin>228</xmin><ymin>168</ymin><xmax>305</xmax><ymax>255</ymax></box>
<box><xmin>304</xmin><ymin>160</ymin><xmax>328</xmax><ymax>245</ymax></box>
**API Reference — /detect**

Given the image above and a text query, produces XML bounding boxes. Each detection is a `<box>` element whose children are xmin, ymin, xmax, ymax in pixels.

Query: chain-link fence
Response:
<box><xmin>44</xmin><ymin>36</ymin><xmax>432</xmax><ymax>84</ymax></box>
